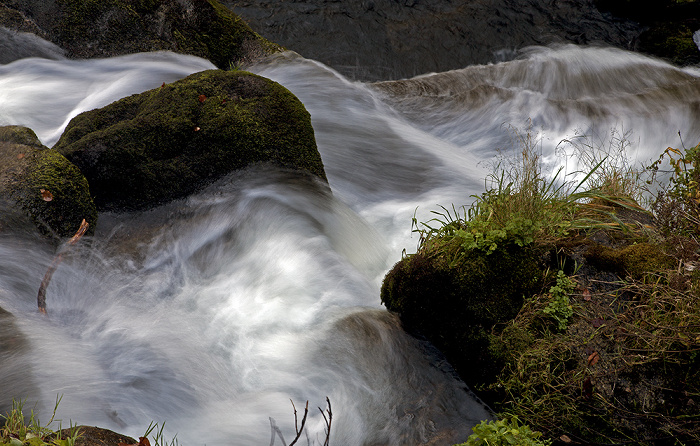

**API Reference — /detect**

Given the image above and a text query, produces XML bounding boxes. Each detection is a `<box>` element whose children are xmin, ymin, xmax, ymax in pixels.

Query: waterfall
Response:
<box><xmin>1</xmin><ymin>43</ymin><xmax>699</xmax><ymax>445</ymax></box>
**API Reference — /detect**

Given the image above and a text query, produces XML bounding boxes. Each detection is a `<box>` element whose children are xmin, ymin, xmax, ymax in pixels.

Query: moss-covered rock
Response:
<box><xmin>0</xmin><ymin>125</ymin><xmax>97</xmax><ymax>238</ymax></box>
<box><xmin>53</xmin><ymin>69</ymin><xmax>326</xmax><ymax>212</ymax></box>
<box><xmin>0</xmin><ymin>0</ymin><xmax>282</xmax><ymax>68</ymax></box>
<box><xmin>381</xmin><ymin>243</ymin><xmax>547</xmax><ymax>392</ymax></box>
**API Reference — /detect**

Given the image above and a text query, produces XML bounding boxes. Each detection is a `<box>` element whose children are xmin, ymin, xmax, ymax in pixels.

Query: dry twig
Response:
<box><xmin>37</xmin><ymin>219</ymin><xmax>89</xmax><ymax>314</ymax></box>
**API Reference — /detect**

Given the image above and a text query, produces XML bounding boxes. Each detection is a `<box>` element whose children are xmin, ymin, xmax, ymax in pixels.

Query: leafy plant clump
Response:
<box><xmin>0</xmin><ymin>397</ymin><xmax>80</xmax><ymax>446</ymax></box>
<box><xmin>454</xmin><ymin>417</ymin><xmax>552</xmax><ymax>446</ymax></box>
<box><xmin>542</xmin><ymin>270</ymin><xmax>575</xmax><ymax>331</ymax></box>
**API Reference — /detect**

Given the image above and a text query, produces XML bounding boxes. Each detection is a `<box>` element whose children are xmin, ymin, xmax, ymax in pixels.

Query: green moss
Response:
<box><xmin>0</xmin><ymin>126</ymin><xmax>97</xmax><ymax>238</ymax></box>
<box><xmin>0</xmin><ymin>126</ymin><xmax>43</xmax><ymax>148</ymax></box>
<box><xmin>585</xmin><ymin>242</ymin><xmax>675</xmax><ymax>280</ymax></box>
<box><xmin>54</xmin><ymin>69</ymin><xmax>326</xmax><ymax>211</ymax></box>
<box><xmin>50</xmin><ymin>0</ymin><xmax>281</xmax><ymax>68</ymax></box>
<box><xmin>21</xmin><ymin>149</ymin><xmax>97</xmax><ymax>237</ymax></box>
<box><xmin>639</xmin><ymin>22</ymin><xmax>700</xmax><ymax>66</ymax></box>
<box><xmin>381</xmin><ymin>242</ymin><xmax>548</xmax><ymax>393</ymax></box>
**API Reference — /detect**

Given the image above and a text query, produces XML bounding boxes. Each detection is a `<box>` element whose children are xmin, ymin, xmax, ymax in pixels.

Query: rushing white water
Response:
<box><xmin>1</xmin><ymin>44</ymin><xmax>700</xmax><ymax>445</ymax></box>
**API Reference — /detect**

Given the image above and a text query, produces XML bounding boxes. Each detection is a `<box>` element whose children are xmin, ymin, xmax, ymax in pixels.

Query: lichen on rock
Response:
<box><xmin>53</xmin><ymin>69</ymin><xmax>327</xmax><ymax>212</ymax></box>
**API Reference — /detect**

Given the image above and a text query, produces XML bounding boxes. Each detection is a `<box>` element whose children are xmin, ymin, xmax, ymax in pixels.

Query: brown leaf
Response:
<box><xmin>161</xmin><ymin>82</ymin><xmax>165</xmax><ymax>88</ymax></box>
<box><xmin>194</xmin><ymin>126</ymin><xmax>201</xmax><ymax>132</ymax></box>
<box><xmin>560</xmin><ymin>435</ymin><xmax>572</xmax><ymax>443</ymax></box>
<box><xmin>118</xmin><ymin>443</ymin><xmax>137</xmax><ymax>446</ymax></box>
<box><xmin>40</xmin><ymin>189</ymin><xmax>53</xmax><ymax>201</ymax></box>
<box><xmin>582</xmin><ymin>377</ymin><xmax>593</xmax><ymax>399</ymax></box>
<box><xmin>583</xmin><ymin>288</ymin><xmax>591</xmax><ymax>301</ymax></box>
<box><xmin>138</xmin><ymin>437</ymin><xmax>151</xmax><ymax>446</ymax></box>
<box><xmin>592</xmin><ymin>317</ymin><xmax>605</xmax><ymax>328</ymax></box>
<box><xmin>17</xmin><ymin>153</ymin><xmax>25</xmax><ymax>159</ymax></box>
<box><xmin>587</xmin><ymin>351</ymin><xmax>600</xmax><ymax>366</ymax></box>
<box><xmin>198</xmin><ymin>94</ymin><xmax>207</xmax><ymax>103</ymax></box>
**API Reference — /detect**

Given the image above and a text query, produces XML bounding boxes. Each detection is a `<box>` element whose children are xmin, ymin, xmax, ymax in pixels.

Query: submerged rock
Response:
<box><xmin>0</xmin><ymin>125</ymin><xmax>97</xmax><ymax>238</ymax></box>
<box><xmin>0</xmin><ymin>0</ymin><xmax>281</xmax><ymax>67</ymax></box>
<box><xmin>0</xmin><ymin>305</ymin><xmax>37</xmax><ymax>417</ymax></box>
<box><xmin>53</xmin><ymin>69</ymin><xmax>327</xmax><ymax>212</ymax></box>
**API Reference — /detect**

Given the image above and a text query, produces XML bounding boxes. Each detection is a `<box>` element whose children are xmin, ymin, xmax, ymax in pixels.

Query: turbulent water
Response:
<box><xmin>1</xmin><ymin>42</ymin><xmax>700</xmax><ymax>445</ymax></box>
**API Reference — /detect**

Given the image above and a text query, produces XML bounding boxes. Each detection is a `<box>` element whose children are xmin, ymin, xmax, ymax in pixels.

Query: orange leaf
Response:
<box><xmin>588</xmin><ymin>351</ymin><xmax>600</xmax><ymax>366</ymax></box>
<box><xmin>198</xmin><ymin>94</ymin><xmax>206</xmax><ymax>103</ymax></box>
<box><xmin>40</xmin><ymin>189</ymin><xmax>53</xmax><ymax>201</ymax></box>
<box><xmin>17</xmin><ymin>153</ymin><xmax>25</xmax><ymax>159</ymax></box>
<box><xmin>583</xmin><ymin>288</ymin><xmax>591</xmax><ymax>301</ymax></box>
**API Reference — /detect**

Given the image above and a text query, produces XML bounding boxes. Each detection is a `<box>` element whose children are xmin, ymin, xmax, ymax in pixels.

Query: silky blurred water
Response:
<box><xmin>1</xmin><ymin>44</ymin><xmax>699</xmax><ymax>445</ymax></box>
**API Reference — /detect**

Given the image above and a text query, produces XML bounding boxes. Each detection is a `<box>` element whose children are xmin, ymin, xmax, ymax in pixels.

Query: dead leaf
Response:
<box><xmin>592</xmin><ymin>318</ymin><xmax>605</xmax><ymax>328</ymax></box>
<box><xmin>138</xmin><ymin>437</ymin><xmax>151</xmax><ymax>446</ymax></box>
<box><xmin>560</xmin><ymin>435</ymin><xmax>572</xmax><ymax>443</ymax></box>
<box><xmin>161</xmin><ymin>82</ymin><xmax>165</xmax><ymax>89</ymax></box>
<box><xmin>583</xmin><ymin>288</ymin><xmax>591</xmax><ymax>301</ymax></box>
<box><xmin>118</xmin><ymin>443</ymin><xmax>136</xmax><ymax>446</ymax></box>
<box><xmin>198</xmin><ymin>94</ymin><xmax>206</xmax><ymax>103</ymax></box>
<box><xmin>17</xmin><ymin>153</ymin><xmax>25</xmax><ymax>159</ymax></box>
<box><xmin>582</xmin><ymin>377</ymin><xmax>593</xmax><ymax>399</ymax></box>
<box><xmin>587</xmin><ymin>351</ymin><xmax>600</xmax><ymax>366</ymax></box>
<box><xmin>40</xmin><ymin>189</ymin><xmax>53</xmax><ymax>201</ymax></box>
<box><xmin>194</xmin><ymin>126</ymin><xmax>201</xmax><ymax>132</ymax></box>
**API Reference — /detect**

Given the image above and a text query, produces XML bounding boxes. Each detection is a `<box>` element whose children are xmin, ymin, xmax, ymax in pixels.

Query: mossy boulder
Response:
<box><xmin>0</xmin><ymin>125</ymin><xmax>97</xmax><ymax>238</ymax></box>
<box><xmin>53</xmin><ymin>69</ymin><xmax>327</xmax><ymax>212</ymax></box>
<box><xmin>380</xmin><ymin>243</ymin><xmax>547</xmax><ymax>391</ymax></box>
<box><xmin>0</xmin><ymin>0</ymin><xmax>282</xmax><ymax>67</ymax></box>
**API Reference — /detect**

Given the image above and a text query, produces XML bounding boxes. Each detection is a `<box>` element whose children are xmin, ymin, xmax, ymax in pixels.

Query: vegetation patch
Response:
<box><xmin>382</xmin><ymin>129</ymin><xmax>700</xmax><ymax>444</ymax></box>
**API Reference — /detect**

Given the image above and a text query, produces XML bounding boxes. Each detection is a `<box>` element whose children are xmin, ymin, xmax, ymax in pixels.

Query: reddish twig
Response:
<box><xmin>37</xmin><ymin>219</ymin><xmax>89</xmax><ymax>314</ymax></box>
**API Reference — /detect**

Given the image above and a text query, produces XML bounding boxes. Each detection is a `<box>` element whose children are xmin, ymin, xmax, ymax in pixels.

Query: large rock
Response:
<box><xmin>0</xmin><ymin>126</ymin><xmax>97</xmax><ymax>238</ymax></box>
<box><xmin>0</xmin><ymin>0</ymin><xmax>282</xmax><ymax>67</ymax></box>
<box><xmin>227</xmin><ymin>0</ymin><xmax>642</xmax><ymax>81</ymax></box>
<box><xmin>53</xmin><ymin>69</ymin><xmax>327</xmax><ymax>212</ymax></box>
<box><xmin>381</xmin><ymin>243</ymin><xmax>547</xmax><ymax>390</ymax></box>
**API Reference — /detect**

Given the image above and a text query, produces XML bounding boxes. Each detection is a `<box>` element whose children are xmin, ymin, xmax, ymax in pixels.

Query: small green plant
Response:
<box><xmin>542</xmin><ymin>270</ymin><xmax>575</xmax><ymax>331</ymax></box>
<box><xmin>142</xmin><ymin>422</ymin><xmax>179</xmax><ymax>446</ymax></box>
<box><xmin>0</xmin><ymin>396</ymin><xmax>80</xmax><ymax>446</ymax></box>
<box><xmin>454</xmin><ymin>417</ymin><xmax>552</xmax><ymax>446</ymax></box>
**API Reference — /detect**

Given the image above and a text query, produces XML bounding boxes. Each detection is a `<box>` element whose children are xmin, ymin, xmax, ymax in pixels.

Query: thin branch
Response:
<box><xmin>37</xmin><ymin>219</ymin><xmax>89</xmax><ymax>314</ymax></box>
<box><xmin>288</xmin><ymin>400</ymin><xmax>308</xmax><ymax>446</ymax></box>
<box><xmin>318</xmin><ymin>397</ymin><xmax>332</xmax><ymax>446</ymax></box>
<box><xmin>269</xmin><ymin>417</ymin><xmax>286</xmax><ymax>446</ymax></box>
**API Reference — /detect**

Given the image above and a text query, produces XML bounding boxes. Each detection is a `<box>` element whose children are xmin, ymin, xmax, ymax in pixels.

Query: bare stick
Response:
<box><xmin>268</xmin><ymin>417</ymin><xmax>286</xmax><ymax>446</ymax></box>
<box><xmin>318</xmin><ymin>397</ymin><xmax>332</xmax><ymax>446</ymax></box>
<box><xmin>37</xmin><ymin>219</ymin><xmax>89</xmax><ymax>314</ymax></box>
<box><xmin>289</xmin><ymin>400</ymin><xmax>309</xmax><ymax>446</ymax></box>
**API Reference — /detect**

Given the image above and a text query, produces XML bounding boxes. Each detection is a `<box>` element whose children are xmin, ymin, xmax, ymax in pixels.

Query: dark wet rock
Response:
<box><xmin>0</xmin><ymin>0</ymin><xmax>282</xmax><ymax>68</ymax></box>
<box><xmin>53</xmin><ymin>69</ymin><xmax>326</xmax><ymax>212</ymax></box>
<box><xmin>226</xmin><ymin>0</ymin><xmax>643</xmax><ymax>81</ymax></box>
<box><xmin>0</xmin><ymin>305</ymin><xmax>37</xmax><ymax>417</ymax></box>
<box><xmin>0</xmin><ymin>125</ymin><xmax>97</xmax><ymax>238</ymax></box>
<box><xmin>595</xmin><ymin>0</ymin><xmax>700</xmax><ymax>66</ymax></box>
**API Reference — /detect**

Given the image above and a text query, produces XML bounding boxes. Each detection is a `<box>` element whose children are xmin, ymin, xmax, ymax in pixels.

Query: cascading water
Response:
<box><xmin>1</xmin><ymin>40</ymin><xmax>700</xmax><ymax>445</ymax></box>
